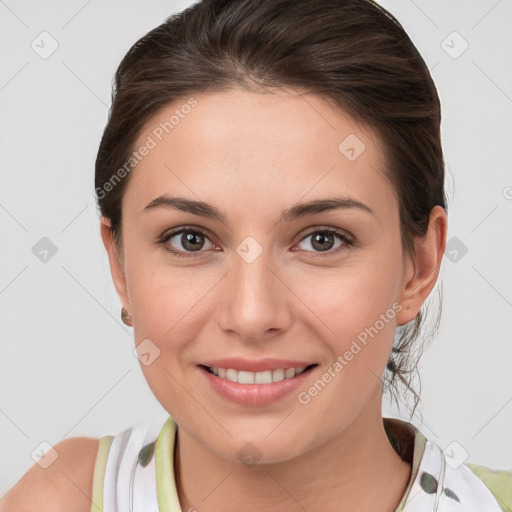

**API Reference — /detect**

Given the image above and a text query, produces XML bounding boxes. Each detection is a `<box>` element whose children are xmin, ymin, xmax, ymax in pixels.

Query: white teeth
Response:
<box><xmin>238</xmin><ymin>371</ymin><xmax>255</xmax><ymax>384</ymax></box>
<box><xmin>272</xmin><ymin>368</ymin><xmax>285</xmax><ymax>382</ymax></box>
<box><xmin>207</xmin><ymin>366</ymin><xmax>308</xmax><ymax>384</ymax></box>
<box><xmin>255</xmin><ymin>370</ymin><xmax>272</xmax><ymax>384</ymax></box>
<box><xmin>226</xmin><ymin>369</ymin><xmax>238</xmax><ymax>383</ymax></box>
<box><xmin>284</xmin><ymin>368</ymin><xmax>296</xmax><ymax>379</ymax></box>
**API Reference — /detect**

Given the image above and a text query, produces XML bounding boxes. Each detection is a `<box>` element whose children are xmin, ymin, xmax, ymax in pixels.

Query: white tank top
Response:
<box><xmin>90</xmin><ymin>416</ymin><xmax>509</xmax><ymax>512</ymax></box>
<box><xmin>90</xmin><ymin>417</ymin><xmax>182</xmax><ymax>512</ymax></box>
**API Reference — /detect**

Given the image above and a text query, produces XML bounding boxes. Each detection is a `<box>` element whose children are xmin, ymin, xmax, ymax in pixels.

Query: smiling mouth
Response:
<box><xmin>199</xmin><ymin>364</ymin><xmax>318</xmax><ymax>384</ymax></box>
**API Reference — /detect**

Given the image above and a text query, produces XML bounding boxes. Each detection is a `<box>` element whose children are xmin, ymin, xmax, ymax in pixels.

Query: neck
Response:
<box><xmin>174</xmin><ymin>388</ymin><xmax>412</xmax><ymax>512</ymax></box>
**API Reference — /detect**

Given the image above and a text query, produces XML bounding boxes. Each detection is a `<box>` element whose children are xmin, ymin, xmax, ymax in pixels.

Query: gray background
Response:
<box><xmin>1</xmin><ymin>0</ymin><xmax>511</xmax><ymax>496</ymax></box>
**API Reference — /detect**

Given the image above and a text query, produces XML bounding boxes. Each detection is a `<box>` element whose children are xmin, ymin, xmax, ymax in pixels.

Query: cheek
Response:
<box><xmin>293</xmin><ymin>270</ymin><xmax>401</xmax><ymax>422</ymax></box>
<box><xmin>127</xmin><ymin>263</ymin><xmax>218</xmax><ymax>405</ymax></box>
<box><xmin>307</xmin><ymin>261</ymin><xmax>400</xmax><ymax>326</ymax></box>
<box><xmin>128</xmin><ymin>257</ymin><xmax>213</xmax><ymax>338</ymax></box>
<box><xmin>297</xmin><ymin>260</ymin><xmax>401</xmax><ymax>366</ymax></box>
<box><xmin>128</xmin><ymin>268</ymin><xmax>206</xmax><ymax>418</ymax></box>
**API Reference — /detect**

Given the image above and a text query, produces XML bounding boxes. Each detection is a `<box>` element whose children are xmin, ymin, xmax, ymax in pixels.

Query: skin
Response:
<box><xmin>0</xmin><ymin>437</ymin><xmax>98</xmax><ymax>510</ymax></box>
<box><xmin>100</xmin><ymin>87</ymin><xmax>447</xmax><ymax>511</ymax></box>
<box><xmin>1</xmin><ymin>86</ymin><xmax>447</xmax><ymax>512</ymax></box>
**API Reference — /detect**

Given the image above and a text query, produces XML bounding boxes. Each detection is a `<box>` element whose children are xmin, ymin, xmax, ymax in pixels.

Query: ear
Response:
<box><xmin>396</xmin><ymin>206</ymin><xmax>448</xmax><ymax>326</ymax></box>
<box><xmin>99</xmin><ymin>216</ymin><xmax>130</xmax><ymax>313</ymax></box>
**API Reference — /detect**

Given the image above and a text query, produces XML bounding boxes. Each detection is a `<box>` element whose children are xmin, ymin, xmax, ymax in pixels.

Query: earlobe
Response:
<box><xmin>396</xmin><ymin>206</ymin><xmax>447</xmax><ymax>326</ymax></box>
<box><xmin>99</xmin><ymin>216</ymin><xmax>130</xmax><ymax>309</ymax></box>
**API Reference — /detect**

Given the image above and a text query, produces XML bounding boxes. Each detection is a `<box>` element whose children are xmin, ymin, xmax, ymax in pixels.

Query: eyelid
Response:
<box><xmin>297</xmin><ymin>225</ymin><xmax>354</xmax><ymax>243</ymax></box>
<box><xmin>158</xmin><ymin>225</ymin><xmax>212</xmax><ymax>242</ymax></box>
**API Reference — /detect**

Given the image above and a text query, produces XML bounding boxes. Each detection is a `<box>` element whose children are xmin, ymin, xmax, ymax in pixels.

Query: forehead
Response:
<box><xmin>125</xmin><ymin>87</ymin><xmax>397</xmax><ymax>223</ymax></box>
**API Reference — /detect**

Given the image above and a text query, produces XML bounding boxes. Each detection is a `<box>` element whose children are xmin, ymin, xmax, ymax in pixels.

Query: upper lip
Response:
<box><xmin>199</xmin><ymin>358</ymin><xmax>316</xmax><ymax>372</ymax></box>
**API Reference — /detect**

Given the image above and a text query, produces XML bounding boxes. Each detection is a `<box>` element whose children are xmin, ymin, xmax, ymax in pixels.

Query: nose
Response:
<box><xmin>217</xmin><ymin>244</ymin><xmax>292</xmax><ymax>344</ymax></box>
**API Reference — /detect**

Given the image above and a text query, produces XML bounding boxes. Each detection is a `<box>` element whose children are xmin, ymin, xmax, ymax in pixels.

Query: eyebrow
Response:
<box><xmin>142</xmin><ymin>194</ymin><xmax>374</xmax><ymax>223</ymax></box>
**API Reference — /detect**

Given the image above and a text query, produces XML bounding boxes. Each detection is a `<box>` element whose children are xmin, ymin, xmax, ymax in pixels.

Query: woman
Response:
<box><xmin>3</xmin><ymin>0</ymin><xmax>511</xmax><ymax>510</ymax></box>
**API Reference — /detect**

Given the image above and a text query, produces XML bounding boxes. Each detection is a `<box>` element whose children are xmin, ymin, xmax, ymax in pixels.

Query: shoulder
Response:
<box><xmin>0</xmin><ymin>436</ymin><xmax>100</xmax><ymax>512</ymax></box>
<box><xmin>466</xmin><ymin>462</ymin><xmax>512</xmax><ymax>512</ymax></box>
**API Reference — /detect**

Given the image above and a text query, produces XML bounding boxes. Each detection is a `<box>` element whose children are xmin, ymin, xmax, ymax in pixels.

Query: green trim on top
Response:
<box><xmin>90</xmin><ymin>435</ymin><xmax>114</xmax><ymax>512</ymax></box>
<box><xmin>155</xmin><ymin>416</ymin><xmax>183</xmax><ymax>512</ymax></box>
<box><xmin>151</xmin><ymin>416</ymin><xmax>426</xmax><ymax>512</ymax></box>
<box><xmin>90</xmin><ymin>416</ymin><xmax>512</xmax><ymax>512</ymax></box>
<box><xmin>386</xmin><ymin>419</ymin><xmax>428</xmax><ymax>512</ymax></box>
<box><xmin>466</xmin><ymin>462</ymin><xmax>512</xmax><ymax>512</ymax></box>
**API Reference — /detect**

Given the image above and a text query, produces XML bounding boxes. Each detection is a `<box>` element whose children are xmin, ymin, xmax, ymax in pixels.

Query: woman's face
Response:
<box><xmin>103</xmin><ymin>87</ymin><xmax>426</xmax><ymax>463</ymax></box>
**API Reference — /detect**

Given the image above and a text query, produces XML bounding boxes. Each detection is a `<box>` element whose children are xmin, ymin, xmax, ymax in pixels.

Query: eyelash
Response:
<box><xmin>157</xmin><ymin>226</ymin><xmax>354</xmax><ymax>259</ymax></box>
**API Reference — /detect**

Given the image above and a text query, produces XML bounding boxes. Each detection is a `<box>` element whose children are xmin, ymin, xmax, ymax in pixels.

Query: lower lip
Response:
<box><xmin>198</xmin><ymin>365</ymin><xmax>316</xmax><ymax>406</ymax></box>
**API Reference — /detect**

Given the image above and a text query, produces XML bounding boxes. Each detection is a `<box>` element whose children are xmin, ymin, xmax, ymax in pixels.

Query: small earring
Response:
<box><xmin>121</xmin><ymin>307</ymin><xmax>132</xmax><ymax>326</ymax></box>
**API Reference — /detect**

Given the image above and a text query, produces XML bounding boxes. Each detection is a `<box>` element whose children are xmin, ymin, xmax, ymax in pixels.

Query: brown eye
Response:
<box><xmin>296</xmin><ymin>229</ymin><xmax>352</xmax><ymax>255</ymax></box>
<box><xmin>161</xmin><ymin>228</ymin><xmax>215</xmax><ymax>257</ymax></box>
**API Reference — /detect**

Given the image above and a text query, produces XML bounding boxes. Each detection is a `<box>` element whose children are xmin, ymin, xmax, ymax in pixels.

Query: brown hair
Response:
<box><xmin>95</xmin><ymin>0</ymin><xmax>447</xmax><ymax>417</ymax></box>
